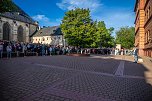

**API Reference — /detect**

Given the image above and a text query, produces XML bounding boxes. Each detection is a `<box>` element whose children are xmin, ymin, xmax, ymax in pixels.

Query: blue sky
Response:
<box><xmin>13</xmin><ymin>0</ymin><xmax>136</xmax><ymax>35</ymax></box>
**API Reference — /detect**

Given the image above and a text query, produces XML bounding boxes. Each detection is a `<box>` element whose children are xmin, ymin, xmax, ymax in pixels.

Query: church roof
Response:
<box><xmin>33</xmin><ymin>26</ymin><xmax>62</xmax><ymax>37</ymax></box>
<box><xmin>0</xmin><ymin>2</ymin><xmax>37</xmax><ymax>25</ymax></box>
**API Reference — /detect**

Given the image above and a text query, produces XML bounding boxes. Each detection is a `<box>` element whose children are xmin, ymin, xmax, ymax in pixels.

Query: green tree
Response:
<box><xmin>61</xmin><ymin>8</ymin><xmax>95</xmax><ymax>48</ymax></box>
<box><xmin>0</xmin><ymin>0</ymin><xmax>17</xmax><ymax>13</ymax></box>
<box><xmin>115</xmin><ymin>26</ymin><xmax>135</xmax><ymax>49</ymax></box>
<box><xmin>61</xmin><ymin>8</ymin><xmax>114</xmax><ymax>48</ymax></box>
<box><xmin>94</xmin><ymin>21</ymin><xmax>114</xmax><ymax>48</ymax></box>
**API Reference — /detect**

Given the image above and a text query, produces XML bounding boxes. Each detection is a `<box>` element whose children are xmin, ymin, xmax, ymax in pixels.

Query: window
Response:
<box><xmin>47</xmin><ymin>37</ymin><xmax>49</xmax><ymax>40</ymax></box>
<box><xmin>147</xmin><ymin>32</ymin><xmax>148</xmax><ymax>43</ymax></box>
<box><xmin>149</xmin><ymin>7</ymin><xmax>151</xmax><ymax>17</ymax></box>
<box><xmin>145</xmin><ymin>0</ymin><xmax>147</xmax><ymax>4</ymax></box>
<box><xmin>146</xmin><ymin>32</ymin><xmax>148</xmax><ymax>43</ymax></box>
<box><xmin>145</xmin><ymin>30</ymin><xmax>150</xmax><ymax>43</ymax></box>
<box><xmin>36</xmin><ymin>39</ymin><xmax>37</xmax><ymax>41</ymax></box>
<box><xmin>42</xmin><ymin>37</ymin><xmax>45</xmax><ymax>41</ymax></box>
<box><xmin>148</xmin><ymin>8</ymin><xmax>149</xmax><ymax>19</ymax></box>
<box><xmin>148</xmin><ymin>30</ymin><xmax>150</xmax><ymax>42</ymax></box>
<box><xmin>145</xmin><ymin>33</ymin><xmax>147</xmax><ymax>43</ymax></box>
<box><xmin>147</xmin><ymin>10</ymin><xmax>148</xmax><ymax>19</ymax></box>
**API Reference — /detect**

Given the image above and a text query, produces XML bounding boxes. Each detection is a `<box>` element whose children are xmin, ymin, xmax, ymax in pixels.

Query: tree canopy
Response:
<box><xmin>61</xmin><ymin>8</ymin><xmax>114</xmax><ymax>48</ymax></box>
<box><xmin>0</xmin><ymin>0</ymin><xmax>17</xmax><ymax>13</ymax></box>
<box><xmin>115</xmin><ymin>26</ymin><xmax>135</xmax><ymax>49</ymax></box>
<box><xmin>94</xmin><ymin>21</ymin><xmax>114</xmax><ymax>48</ymax></box>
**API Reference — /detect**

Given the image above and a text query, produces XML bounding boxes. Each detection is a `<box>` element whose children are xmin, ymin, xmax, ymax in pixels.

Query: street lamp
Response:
<box><xmin>63</xmin><ymin>39</ymin><xmax>66</xmax><ymax>48</ymax></box>
<box><xmin>0</xmin><ymin>18</ymin><xmax>2</xmax><ymax>33</ymax></box>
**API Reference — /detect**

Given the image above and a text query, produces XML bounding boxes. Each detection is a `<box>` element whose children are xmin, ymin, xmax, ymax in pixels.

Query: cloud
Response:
<box><xmin>32</xmin><ymin>15</ymin><xmax>49</xmax><ymax>21</ymax></box>
<box><xmin>32</xmin><ymin>14</ymin><xmax>61</xmax><ymax>27</ymax></box>
<box><xmin>56</xmin><ymin>0</ymin><xmax>102</xmax><ymax>12</ymax></box>
<box><xmin>56</xmin><ymin>0</ymin><xmax>135</xmax><ymax>35</ymax></box>
<box><xmin>32</xmin><ymin>14</ymin><xmax>51</xmax><ymax>26</ymax></box>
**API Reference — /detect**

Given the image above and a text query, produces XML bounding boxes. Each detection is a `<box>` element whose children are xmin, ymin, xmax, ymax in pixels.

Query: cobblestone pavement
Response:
<box><xmin>0</xmin><ymin>55</ymin><xmax>152</xmax><ymax>101</ymax></box>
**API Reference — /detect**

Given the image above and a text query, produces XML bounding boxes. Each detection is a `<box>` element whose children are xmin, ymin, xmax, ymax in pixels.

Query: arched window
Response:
<box><xmin>3</xmin><ymin>22</ymin><xmax>11</xmax><ymax>41</ymax></box>
<box><xmin>17</xmin><ymin>25</ymin><xmax>24</xmax><ymax>42</ymax></box>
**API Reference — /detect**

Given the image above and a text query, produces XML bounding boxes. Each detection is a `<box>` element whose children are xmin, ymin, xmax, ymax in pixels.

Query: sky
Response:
<box><xmin>13</xmin><ymin>0</ymin><xmax>136</xmax><ymax>35</ymax></box>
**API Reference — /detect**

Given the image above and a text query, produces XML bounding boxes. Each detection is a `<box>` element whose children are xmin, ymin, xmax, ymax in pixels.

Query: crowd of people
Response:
<box><xmin>0</xmin><ymin>40</ymin><xmax>69</xmax><ymax>58</ymax></box>
<box><xmin>0</xmin><ymin>40</ymin><xmax>133</xmax><ymax>59</ymax></box>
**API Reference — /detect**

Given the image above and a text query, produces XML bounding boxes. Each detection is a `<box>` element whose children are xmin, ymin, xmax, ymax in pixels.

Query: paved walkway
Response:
<box><xmin>0</xmin><ymin>55</ymin><xmax>152</xmax><ymax>101</ymax></box>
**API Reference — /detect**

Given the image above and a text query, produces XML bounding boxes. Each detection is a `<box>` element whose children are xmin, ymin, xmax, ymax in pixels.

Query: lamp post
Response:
<box><xmin>63</xmin><ymin>39</ymin><xmax>66</xmax><ymax>48</ymax></box>
<box><xmin>0</xmin><ymin>18</ymin><xmax>2</xmax><ymax>34</ymax></box>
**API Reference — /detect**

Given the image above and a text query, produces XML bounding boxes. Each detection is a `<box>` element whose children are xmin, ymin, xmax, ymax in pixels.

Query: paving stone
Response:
<box><xmin>54</xmin><ymin>73</ymin><xmax>152</xmax><ymax>101</ymax></box>
<box><xmin>124</xmin><ymin>61</ymin><xmax>146</xmax><ymax>77</ymax></box>
<box><xmin>0</xmin><ymin>56</ymin><xmax>152</xmax><ymax>101</ymax></box>
<box><xmin>31</xmin><ymin>93</ymin><xmax>76</xmax><ymax>101</ymax></box>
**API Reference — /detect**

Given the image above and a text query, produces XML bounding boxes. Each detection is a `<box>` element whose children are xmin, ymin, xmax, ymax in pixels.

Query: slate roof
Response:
<box><xmin>0</xmin><ymin>2</ymin><xmax>36</xmax><ymax>24</ymax></box>
<box><xmin>33</xmin><ymin>26</ymin><xmax>62</xmax><ymax>37</ymax></box>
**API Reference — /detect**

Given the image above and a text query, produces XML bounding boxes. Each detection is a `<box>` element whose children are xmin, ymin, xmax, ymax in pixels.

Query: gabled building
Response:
<box><xmin>134</xmin><ymin>0</ymin><xmax>152</xmax><ymax>57</ymax></box>
<box><xmin>0</xmin><ymin>2</ymin><xmax>38</xmax><ymax>42</ymax></box>
<box><xmin>32</xmin><ymin>26</ymin><xmax>64</xmax><ymax>45</ymax></box>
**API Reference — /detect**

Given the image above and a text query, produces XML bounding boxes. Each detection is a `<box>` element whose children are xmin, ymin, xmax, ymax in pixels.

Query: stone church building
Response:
<box><xmin>0</xmin><ymin>3</ymin><xmax>38</xmax><ymax>42</ymax></box>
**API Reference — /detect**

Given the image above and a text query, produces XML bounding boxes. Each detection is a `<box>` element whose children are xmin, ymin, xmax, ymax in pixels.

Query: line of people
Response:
<box><xmin>0</xmin><ymin>40</ymin><xmax>91</xmax><ymax>58</ymax></box>
<box><xmin>0</xmin><ymin>40</ymin><xmax>134</xmax><ymax>59</ymax></box>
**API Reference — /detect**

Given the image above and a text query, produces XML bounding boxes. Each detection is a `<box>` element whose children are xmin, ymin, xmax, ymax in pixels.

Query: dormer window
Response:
<box><xmin>13</xmin><ymin>20</ymin><xmax>16</xmax><ymax>23</ymax></box>
<box><xmin>42</xmin><ymin>37</ymin><xmax>45</xmax><ymax>41</ymax></box>
<box><xmin>26</xmin><ymin>24</ymin><xmax>28</xmax><ymax>27</ymax></box>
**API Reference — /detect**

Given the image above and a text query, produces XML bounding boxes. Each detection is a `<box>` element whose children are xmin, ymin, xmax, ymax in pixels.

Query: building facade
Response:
<box><xmin>0</xmin><ymin>2</ymin><xmax>38</xmax><ymax>42</ymax></box>
<box><xmin>32</xmin><ymin>26</ymin><xmax>64</xmax><ymax>45</ymax></box>
<box><xmin>134</xmin><ymin>0</ymin><xmax>152</xmax><ymax>57</ymax></box>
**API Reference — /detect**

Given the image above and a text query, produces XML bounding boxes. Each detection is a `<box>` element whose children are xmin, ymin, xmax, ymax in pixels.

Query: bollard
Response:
<box><xmin>17</xmin><ymin>51</ymin><xmax>19</xmax><ymax>57</ymax></box>
<box><xmin>36</xmin><ymin>52</ymin><xmax>38</xmax><ymax>56</ymax></box>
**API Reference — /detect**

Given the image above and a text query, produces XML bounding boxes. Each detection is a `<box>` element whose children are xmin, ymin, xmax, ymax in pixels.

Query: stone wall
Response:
<box><xmin>0</xmin><ymin>16</ymin><xmax>36</xmax><ymax>42</ymax></box>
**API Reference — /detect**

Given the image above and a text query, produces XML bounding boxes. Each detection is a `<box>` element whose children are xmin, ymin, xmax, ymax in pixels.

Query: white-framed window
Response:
<box><xmin>148</xmin><ymin>30</ymin><xmax>150</xmax><ymax>42</ymax></box>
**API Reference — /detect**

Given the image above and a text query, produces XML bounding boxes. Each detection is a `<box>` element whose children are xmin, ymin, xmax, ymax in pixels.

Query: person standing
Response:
<box><xmin>22</xmin><ymin>43</ymin><xmax>27</xmax><ymax>57</ymax></box>
<box><xmin>133</xmin><ymin>47</ymin><xmax>138</xmax><ymax>63</ymax></box>
<box><xmin>115</xmin><ymin>48</ymin><xmax>118</xmax><ymax>55</ymax></box>
<box><xmin>42</xmin><ymin>44</ymin><xmax>45</xmax><ymax>56</ymax></box>
<box><xmin>49</xmin><ymin>45</ymin><xmax>52</xmax><ymax>56</ymax></box>
<box><xmin>0</xmin><ymin>42</ymin><xmax>3</xmax><ymax>58</ymax></box>
<box><xmin>6</xmin><ymin>44</ymin><xmax>12</xmax><ymax>59</ymax></box>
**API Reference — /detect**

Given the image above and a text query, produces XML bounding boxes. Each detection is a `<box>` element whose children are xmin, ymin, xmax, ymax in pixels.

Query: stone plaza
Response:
<box><xmin>0</xmin><ymin>55</ymin><xmax>152</xmax><ymax>101</ymax></box>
